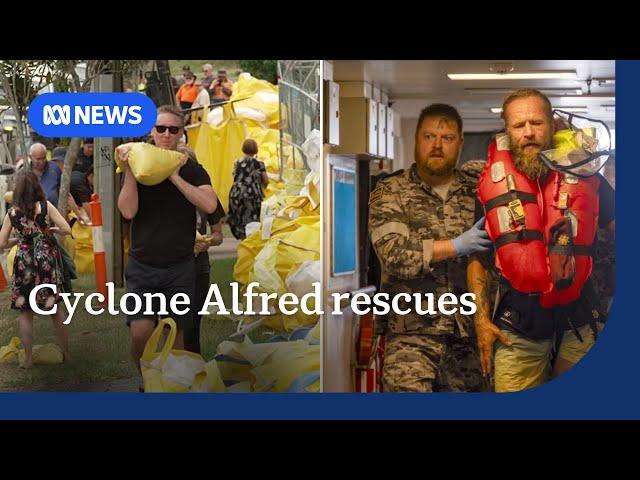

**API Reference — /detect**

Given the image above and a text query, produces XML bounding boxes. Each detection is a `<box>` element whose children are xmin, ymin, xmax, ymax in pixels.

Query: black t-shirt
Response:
<box><xmin>70</xmin><ymin>170</ymin><xmax>92</xmax><ymax>205</ymax></box>
<box><xmin>195</xmin><ymin>202</ymin><xmax>227</xmax><ymax>273</ymax></box>
<box><xmin>474</xmin><ymin>173</ymin><xmax>615</xmax><ymax>338</ymax></box>
<box><xmin>129</xmin><ymin>158</ymin><xmax>212</xmax><ymax>267</ymax></box>
<box><xmin>73</xmin><ymin>152</ymin><xmax>93</xmax><ymax>173</ymax></box>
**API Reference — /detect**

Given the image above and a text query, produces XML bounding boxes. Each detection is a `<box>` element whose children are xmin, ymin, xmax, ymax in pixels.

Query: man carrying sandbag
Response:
<box><xmin>117</xmin><ymin>105</ymin><xmax>218</xmax><ymax>390</ymax></box>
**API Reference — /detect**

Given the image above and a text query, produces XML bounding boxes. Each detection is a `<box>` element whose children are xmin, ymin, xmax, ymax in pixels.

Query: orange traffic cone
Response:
<box><xmin>0</xmin><ymin>263</ymin><xmax>8</xmax><ymax>291</ymax></box>
<box><xmin>90</xmin><ymin>194</ymin><xmax>108</xmax><ymax>305</ymax></box>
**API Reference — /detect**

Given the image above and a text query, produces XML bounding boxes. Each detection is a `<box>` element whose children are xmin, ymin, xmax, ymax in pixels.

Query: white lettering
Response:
<box><xmin>244</xmin><ymin>282</ymin><xmax>259</xmax><ymax>315</ymax></box>
<box><xmin>105</xmin><ymin>105</ymin><xmax>128</xmax><ymax>124</ymax></box>
<box><xmin>459</xmin><ymin>293</ymin><xmax>477</xmax><ymax>315</ymax></box>
<box><xmin>199</xmin><ymin>284</ymin><xmax>230</xmax><ymax>315</ymax></box>
<box><xmin>300</xmin><ymin>282</ymin><xmax>323</xmax><ymax>316</ymax></box>
<box><xmin>259</xmin><ymin>291</ymin><xmax>278</xmax><ymax>315</ymax></box>
<box><xmin>437</xmin><ymin>293</ymin><xmax>459</xmax><ymax>315</ymax></box>
<box><xmin>279</xmin><ymin>292</ymin><xmax>299</xmax><ymax>315</ymax></box>
<box><xmin>331</xmin><ymin>292</ymin><xmax>350</xmax><ymax>314</ymax></box>
<box><xmin>91</xmin><ymin>105</ymin><xmax>104</xmax><ymax>124</ymax></box>
<box><xmin>60</xmin><ymin>292</ymin><xmax>83</xmax><ymax>324</ymax></box>
<box><xmin>351</xmin><ymin>292</ymin><xmax>372</xmax><ymax>315</ymax></box>
<box><xmin>372</xmin><ymin>293</ymin><xmax>391</xmax><ymax>316</ymax></box>
<box><xmin>391</xmin><ymin>293</ymin><xmax>412</xmax><ymax>315</ymax></box>
<box><xmin>75</xmin><ymin>105</ymin><xmax>91</xmax><ymax>124</ymax></box>
<box><xmin>28</xmin><ymin>284</ymin><xmax>58</xmax><ymax>314</ymax></box>
<box><xmin>85</xmin><ymin>293</ymin><xmax>106</xmax><ymax>316</ymax></box>
<box><xmin>120</xmin><ymin>292</ymin><xmax>142</xmax><ymax>315</ymax></box>
<box><xmin>414</xmin><ymin>292</ymin><xmax>438</xmax><ymax>315</ymax></box>
<box><xmin>43</xmin><ymin>105</ymin><xmax>70</xmax><ymax>126</ymax></box>
<box><xmin>169</xmin><ymin>293</ymin><xmax>190</xmax><ymax>316</ymax></box>
<box><xmin>142</xmin><ymin>293</ymin><xmax>168</xmax><ymax>315</ymax></box>
<box><xmin>128</xmin><ymin>106</ymin><xmax>142</xmax><ymax>124</ymax></box>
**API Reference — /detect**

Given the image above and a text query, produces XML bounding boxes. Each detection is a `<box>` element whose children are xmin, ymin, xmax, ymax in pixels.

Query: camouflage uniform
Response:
<box><xmin>369</xmin><ymin>161</ymin><xmax>486</xmax><ymax>392</ymax></box>
<box><xmin>591</xmin><ymin>227</ymin><xmax>615</xmax><ymax>316</ymax></box>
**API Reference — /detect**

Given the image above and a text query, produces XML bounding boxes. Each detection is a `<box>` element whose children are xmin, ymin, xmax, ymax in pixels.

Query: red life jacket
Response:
<box><xmin>477</xmin><ymin>134</ymin><xmax>600</xmax><ymax>308</ymax></box>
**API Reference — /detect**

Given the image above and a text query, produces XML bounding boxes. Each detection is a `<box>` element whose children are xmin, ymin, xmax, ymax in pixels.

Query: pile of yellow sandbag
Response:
<box><xmin>141</xmin><ymin>318</ymin><xmax>219</xmax><ymax>392</ymax></box>
<box><xmin>140</xmin><ymin>318</ymin><xmax>320</xmax><ymax>393</ymax></box>
<box><xmin>247</xmin><ymin>125</ymin><xmax>280</xmax><ymax>178</ymax></box>
<box><xmin>260</xmin><ymin>170</ymin><xmax>319</xmax><ymax>220</ymax></box>
<box><xmin>231</xmin><ymin>72</ymin><xmax>279</xmax><ymax>130</ymax></box>
<box><xmin>190</xmin><ymin>104</ymin><xmax>247</xmax><ymax>212</ymax></box>
<box><xmin>0</xmin><ymin>337</ymin><xmax>64</xmax><ymax>365</ymax></box>
<box><xmin>188</xmin><ymin>73</ymin><xmax>282</xmax><ymax>211</ymax></box>
<box><xmin>232</xmin><ymin>219</ymin><xmax>320</xmax><ymax>332</ymax></box>
<box><xmin>213</xmin><ymin>323</ymin><xmax>320</xmax><ymax>392</ymax></box>
<box><xmin>233</xmin><ymin>169</ymin><xmax>321</xmax><ymax>331</ymax></box>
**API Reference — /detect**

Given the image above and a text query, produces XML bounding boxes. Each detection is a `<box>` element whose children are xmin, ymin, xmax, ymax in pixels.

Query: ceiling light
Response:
<box><xmin>594</xmin><ymin>78</ymin><xmax>615</xmax><ymax>86</ymax></box>
<box><xmin>449</xmin><ymin>71</ymin><xmax>577</xmax><ymax>81</ymax></box>
<box><xmin>552</xmin><ymin>107</ymin><xmax>589</xmax><ymax>113</ymax></box>
<box><xmin>466</xmin><ymin>88</ymin><xmax>583</xmax><ymax>96</ymax></box>
<box><xmin>490</xmin><ymin>106</ymin><xmax>589</xmax><ymax>113</ymax></box>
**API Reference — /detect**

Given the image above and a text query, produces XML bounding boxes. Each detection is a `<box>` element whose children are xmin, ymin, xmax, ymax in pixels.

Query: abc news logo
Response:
<box><xmin>29</xmin><ymin>93</ymin><xmax>156</xmax><ymax>137</ymax></box>
<box><xmin>42</xmin><ymin>105</ymin><xmax>143</xmax><ymax>126</ymax></box>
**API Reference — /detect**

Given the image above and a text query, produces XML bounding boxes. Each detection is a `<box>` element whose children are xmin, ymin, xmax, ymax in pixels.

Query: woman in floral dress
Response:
<box><xmin>0</xmin><ymin>169</ymin><xmax>72</xmax><ymax>368</ymax></box>
<box><xmin>228</xmin><ymin>139</ymin><xmax>269</xmax><ymax>239</ymax></box>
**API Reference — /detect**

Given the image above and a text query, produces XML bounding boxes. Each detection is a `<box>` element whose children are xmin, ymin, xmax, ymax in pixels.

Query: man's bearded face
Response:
<box><xmin>504</xmin><ymin>96</ymin><xmax>553</xmax><ymax>180</ymax></box>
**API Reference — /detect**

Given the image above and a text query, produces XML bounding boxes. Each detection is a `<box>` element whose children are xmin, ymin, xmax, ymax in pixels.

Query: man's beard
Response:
<box><xmin>511</xmin><ymin>141</ymin><xmax>551</xmax><ymax>181</ymax></box>
<box><xmin>415</xmin><ymin>149</ymin><xmax>456</xmax><ymax>177</ymax></box>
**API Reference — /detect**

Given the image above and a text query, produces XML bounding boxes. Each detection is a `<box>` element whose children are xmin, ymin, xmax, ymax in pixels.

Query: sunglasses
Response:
<box><xmin>155</xmin><ymin>125</ymin><xmax>182</xmax><ymax>134</ymax></box>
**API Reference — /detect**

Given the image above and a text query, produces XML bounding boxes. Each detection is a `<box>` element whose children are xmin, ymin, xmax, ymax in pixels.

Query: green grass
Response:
<box><xmin>0</xmin><ymin>275</ymin><xmax>136</xmax><ymax>391</ymax></box>
<box><xmin>0</xmin><ymin>256</ymin><xmax>277</xmax><ymax>391</ymax></box>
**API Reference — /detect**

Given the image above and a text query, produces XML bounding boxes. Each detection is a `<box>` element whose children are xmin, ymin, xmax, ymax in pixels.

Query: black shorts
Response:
<box><xmin>124</xmin><ymin>256</ymin><xmax>196</xmax><ymax>330</ymax></box>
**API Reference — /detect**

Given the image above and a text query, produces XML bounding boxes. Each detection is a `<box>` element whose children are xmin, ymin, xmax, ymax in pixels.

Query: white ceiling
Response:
<box><xmin>331</xmin><ymin>60</ymin><xmax>615</xmax><ymax>132</ymax></box>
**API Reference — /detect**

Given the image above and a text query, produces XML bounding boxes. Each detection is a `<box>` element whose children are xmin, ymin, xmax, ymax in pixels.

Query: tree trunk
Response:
<box><xmin>0</xmin><ymin>73</ymin><xmax>29</xmax><ymax>167</ymax></box>
<box><xmin>56</xmin><ymin>61</ymin><xmax>85</xmax><ymax>219</ymax></box>
<box><xmin>57</xmin><ymin>137</ymin><xmax>80</xmax><ymax>219</ymax></box>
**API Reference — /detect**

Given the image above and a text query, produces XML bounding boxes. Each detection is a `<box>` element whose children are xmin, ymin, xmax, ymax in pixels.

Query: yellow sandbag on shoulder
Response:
<box><xmin>115</xmin><ymin>143</ymin><xmax>185</xmax><ymax>186</ymax></box>
<box><xmin>18</xmin><ymin>343</ymin><xmax>64</xmax><ymax>365</ymax></box>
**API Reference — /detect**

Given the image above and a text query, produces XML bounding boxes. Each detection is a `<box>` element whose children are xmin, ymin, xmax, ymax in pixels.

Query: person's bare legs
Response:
<box><xmin>131</xmin><ymin>320</ymin><xmax>184</xmax><ymax>391</ymax></box>
<box><xmin>51</xmin><ymin>309</ymin><xmax>71</xmax><ymax>361</ymax></box>
<box><xmin>130</xmin><ymin>319</ymin><xmax>156</xmax><ymax>374</ymax></box>
<box><xmin>173</xmin><ymin>329</ymin><xmax>184</xmax><ymax>350</ymax></box>
<box><xmin>18</xmin><ymin>311</ymin><xmax>33</xmax><ymax>369</ymax></box>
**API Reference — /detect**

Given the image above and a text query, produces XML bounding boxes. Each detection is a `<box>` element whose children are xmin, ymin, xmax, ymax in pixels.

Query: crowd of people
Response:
<box><xmin>1</xmin><ymin>99</ymin><xmax>270</xmax><ymax>393</ymax></box>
